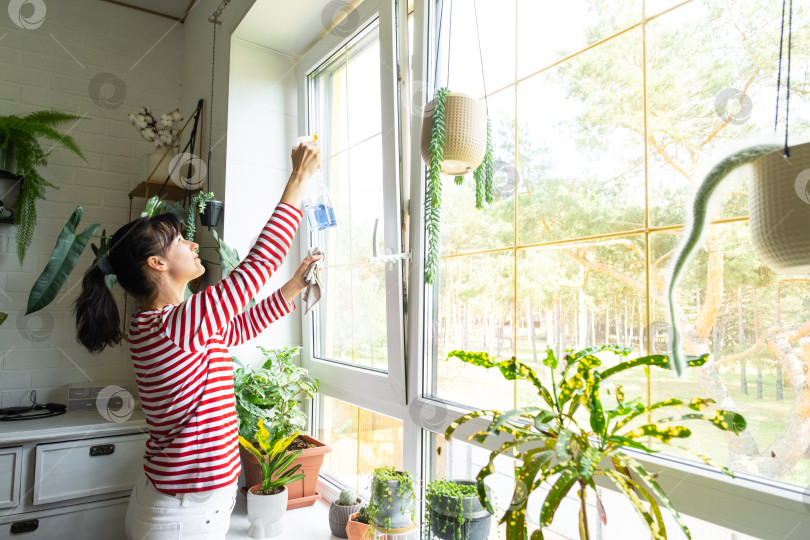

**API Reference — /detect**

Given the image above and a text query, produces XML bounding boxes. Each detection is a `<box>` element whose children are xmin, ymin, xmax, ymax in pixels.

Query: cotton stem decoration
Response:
<box><xmin>128</xmin><ymin>106</ymin><xmax>183</xmax><ymax>149</ymax></box>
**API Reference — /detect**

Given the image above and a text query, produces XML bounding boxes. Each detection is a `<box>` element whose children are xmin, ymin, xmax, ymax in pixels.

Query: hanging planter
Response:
<box><xmin>665</xmin><ymin>0</ymin><xmax>805</xmax><ymax>378</ymax></box>
<box><xmin>421</xmin><ymin>92</ymin><xmax>488</xmax><ymax>175</ymax></box>
<box><xmin>749</xmin><ymin>142</ymin><xmax>810</xmax><ymax>273</ymax></box>
<box><xmin>199</xmin><ymin>199</ymin><xmax>223</xmax><ymax>227</ymax></box>
<box><xmin>421</xmin><ymin>87</ymin><xmax>494</xmax><ymax>285</ymax></box>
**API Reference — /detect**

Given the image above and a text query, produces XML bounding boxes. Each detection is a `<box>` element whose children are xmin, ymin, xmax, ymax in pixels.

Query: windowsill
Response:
<box><xmin>226</xmin><ymin>495</ymin><xmax>336</xmax><ymax>539</ymax></box>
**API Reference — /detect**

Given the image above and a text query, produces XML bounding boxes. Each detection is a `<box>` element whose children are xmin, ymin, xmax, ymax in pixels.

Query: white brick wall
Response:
<box><xmin>0</xmin><ymin>0</ymin><xmax>185</xmax><ymax>408</ymax></box>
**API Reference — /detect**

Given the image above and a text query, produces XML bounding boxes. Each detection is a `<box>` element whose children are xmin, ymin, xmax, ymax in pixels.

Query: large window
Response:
<box><xmin>423</xmin><ymin>0</ymin><xmax>810</xmax><ymax>534</ymax></box>
<box><xmin>298</xmin><ymin>0</ymin><xmax>407</xmax><ymax>417</ymax></box>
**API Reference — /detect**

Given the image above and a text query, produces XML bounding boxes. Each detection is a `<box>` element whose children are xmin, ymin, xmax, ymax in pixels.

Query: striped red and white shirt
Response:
<box><xmin>128</xmin><ymin>202</ymin><xmax>302</xmax><ymax>494</ymax></box>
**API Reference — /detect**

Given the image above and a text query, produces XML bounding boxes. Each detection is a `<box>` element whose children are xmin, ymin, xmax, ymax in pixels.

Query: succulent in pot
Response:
<box><xmin>366</xmin><ymin>466</ymin><xmax>416</xmax><ymax>533</ymax></box>
<box><xmin>425</xmin><ymin>479</ymin><xmax>492</xmax><ymax>540</ymax></box>
<box><xmin>346</xmin><ymin>506</ymin><xmax>373</xmax><ymax>540</ymax></box>
<box><xmin>328</xmin><ymin>488</ymin><xmax>362</xmax><ymax>538</ymax></box>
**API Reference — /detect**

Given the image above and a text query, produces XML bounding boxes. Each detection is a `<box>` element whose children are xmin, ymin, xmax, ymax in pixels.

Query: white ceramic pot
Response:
<box><xmin>420</xmin><ymin>92</ymin><xmax>488</xmax><ymax>175</ymax></box>
<box><xmin>749</xmin><ymin>142</ymin><xmax>810</xmax><ymax>274</ymax></box>
<box><xmin>144</xmin><ymin>146</ymin><xmax>178</xmax><ymax>183</ymax></box>
<box><xmin>246</xmin><ymin>484</ymin><xmax>288</xmax><ymax>539</ymax></box>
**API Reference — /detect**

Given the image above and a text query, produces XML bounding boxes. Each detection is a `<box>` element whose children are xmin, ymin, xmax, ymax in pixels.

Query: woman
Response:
<box><xmin>73</xmin><ymin>141</ymin><xmax>321</xmax><ymax>539</ymax></box>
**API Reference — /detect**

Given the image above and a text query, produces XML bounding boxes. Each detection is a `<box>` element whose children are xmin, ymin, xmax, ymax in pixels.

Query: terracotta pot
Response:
<box><xmin>329</xmin><ymin>498</ymin><xmax>362</xmax><ymax>538</ymax></box>
<box><xmin>246</xmin><ymin>484</ymin><xmax>287</xmax><ymax>539</ymax></box>
<box><xmin>346</xmin><ymin>512</ymin><xmax>373</xmax><ymax>540</ymax></box>
<box><xmin>240</xmin><ymin>434</ymin><xmax>331</xmax><ymax>510</ymax></box>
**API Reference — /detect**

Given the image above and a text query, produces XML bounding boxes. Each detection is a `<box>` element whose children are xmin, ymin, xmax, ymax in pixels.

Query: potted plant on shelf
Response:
<box><xmin>424</xmin><ymin>479</ymin><xmax>492</xmax><ymax>540</ymax></box>
<box><xmin>238</xmin><ymin>418</ymin><xmax>305</xmax><ymax>539</ymax></box>
<box><xmin>328</xmin><ymin>488</ymin><xmax>363</xmax><ymax>538</ymax></box>
<box><xmin>0</xmin><ymin>109</ymin><xmax>87</xmax><ymax>265</ymax></box>
<box><xmin>420</xmin><ymin>87</ymin><xmax>494</xmax><ymax>284</ymax></box>
<box><xmin>444</xmin><ymin>346</ymin><xmax>748</xmax><ymax>540</ymax></box>
<box><xmin>234</xmin><ymin>345</ymin><xmax>331</xmax><ymax>509</ymax></box>
<box><xmin>366</xmin><ymin>466</ymin><xmax>417</xmax><ymax>535</ymax></box>
<box><xmin>346</xmin><ymin>506</ymin><xmax>373</xmax><ymax>540</ymax></box>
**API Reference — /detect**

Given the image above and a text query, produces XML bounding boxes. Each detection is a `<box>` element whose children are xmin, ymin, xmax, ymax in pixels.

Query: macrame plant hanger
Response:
<box><xmin>203</xmin><ymin>0</ymin><xmax>231</xmax><ymax>230</ymax></box>
<box><xmin>774</xmin><ymin>0</ymin><xmax>792</xmax><ymax>159</ymax></box>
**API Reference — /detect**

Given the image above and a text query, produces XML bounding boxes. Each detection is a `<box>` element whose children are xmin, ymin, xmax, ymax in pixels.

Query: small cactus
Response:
<box><xmin>338</xmin><ymin>488</ymin><xmax>357</xmax><ymax>505</ymax></box>
<box><xmin>357</xmin><ymin>506</ymin><xmax>370</xmax><ymax>524</ymax></box>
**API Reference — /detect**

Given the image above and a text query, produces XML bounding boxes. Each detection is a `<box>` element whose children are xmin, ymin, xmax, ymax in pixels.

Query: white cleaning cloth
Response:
<box><xmin>302</xmin><ymin>246</ymin><xmax>325</xmax><ymax>315</ymax></box>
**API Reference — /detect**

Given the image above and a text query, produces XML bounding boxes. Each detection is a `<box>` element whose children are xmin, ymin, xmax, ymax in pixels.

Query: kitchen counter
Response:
<box><xmin>0</xmin><ymin>409</ymin><xmax>148</xmax><ymax>444</ymax></box>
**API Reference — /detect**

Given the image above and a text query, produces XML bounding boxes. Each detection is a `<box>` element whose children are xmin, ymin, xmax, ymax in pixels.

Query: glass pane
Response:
<box><xmin>651</xmin><ymin>223</ymin><xmax>810</xmax><ymax>489</ymax></box>
<box><xmin>317</xmin><ymin>396</ymin><xmax>404</xmax><ymax>498</ymax></box>
<box><xmin>517</xmin><ymin>0</ymin><xmax>642</xmax><ymax>79</ymax></box>
<box><xmin>309</xmin><ymin>20</ymin><xmax>389</xmax><ymax>371</ymax></box>
<box><xmin>440</xmin><ymin>90</ymin><xmax>515</xmax><ymax>257</ymax></box>
<box><xmin>438</xmin><ymin>0</ymin><xmax>516</xmax><ymax>98</ymax></box>
<box><xmin>646</xmin><ymin>0</ymin><xmax>810</xmax><ymax>227</ymax></box>
<box><xmin>347</xmin><ymin>27</ymin><xmax>382</xmax><ymax>144</ymax></box>
<box><xmin>516</xmin><ymin>236</ymin><xmax>647</xmax><ymax>414</ymax></box>
<box><xmin>517</xmin><ymin>28</ymin><xmax>645</xmax><ymax>244</ymax></box>
<box><xmin>432</xmin><ymin>251</ymin><xmax>515</xmax><ymax>411</ymax></box>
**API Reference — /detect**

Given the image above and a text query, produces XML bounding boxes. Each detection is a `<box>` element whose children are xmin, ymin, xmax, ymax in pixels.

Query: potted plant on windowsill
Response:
<box><xmin>424</xmin><ymin>479</ymin><xmax>492</xmax><ymax>540</ymax></box>
<box><xmin>329</xmin><ymin>488</ymin><xmax>363</xmax><ymax>538</ymax></box>
<box><xmin>0</xmin><ymin>109</ymin><xmax>87</xmax><ymax>265</ymax></box>
<box><xmin>444</xmin><ymin>346</ymin><xmax>748</xmax><ymax>540</ymax></box>
<box><xmin>366</xmin><ymin>467</ymin><xmax>416</xmax><ymax>535</ymax></box>
<box><xmin>346</xmin><ymin>506</ymin><xmax>373</xmax><ymax>540</ymax></box>
<box><xmin>238</xmin><ymin>418</ymin><xmax>305</xmax><ymax>539</ymax></box>
<box><xmin>234</xmin><ymin>345</ymin><xmax>331</xmax><ymax>509</ymax></box>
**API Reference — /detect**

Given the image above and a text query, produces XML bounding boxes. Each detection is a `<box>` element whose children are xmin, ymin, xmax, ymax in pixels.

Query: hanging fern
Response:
<box><xmin>0</xmin><ymin>110</ymin><xmax>87</xmax><ymax>264</ymax></box>
<box><xmin>424</xmin><ymin>87</ymin><xmax>451</xmax><ymax>285</ymax></box>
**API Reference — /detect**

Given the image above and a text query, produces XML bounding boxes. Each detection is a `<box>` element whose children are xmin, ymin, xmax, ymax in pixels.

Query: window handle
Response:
<box><xmin>369</xmin><ymin>218</ymin><xmax>411</xmax><ymax>264</ymax></box>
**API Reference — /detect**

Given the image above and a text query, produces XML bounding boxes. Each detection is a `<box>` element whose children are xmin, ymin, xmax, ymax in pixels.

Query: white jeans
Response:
<box><xmin>125</xmin><ymin>469</ymin><xmax>237</xmax><ymax>540</ymax></box>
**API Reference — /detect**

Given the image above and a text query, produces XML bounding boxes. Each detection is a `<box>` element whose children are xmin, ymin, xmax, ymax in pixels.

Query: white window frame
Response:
<box><xmin>404</xmin><ymin>0</ymin><xmax>810</xmax><ymax>538</ymax></box>
<box><xmin>297</xmin><ymin>0</ymin><xmax>409</xmax><ymax>421</ymax></box>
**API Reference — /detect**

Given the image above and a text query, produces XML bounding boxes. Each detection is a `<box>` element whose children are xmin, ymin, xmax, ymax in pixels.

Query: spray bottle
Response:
<box><xmin>294</xmin><ymin>135</ymin><xmax>337</xmax><ymax>231</ymax></box>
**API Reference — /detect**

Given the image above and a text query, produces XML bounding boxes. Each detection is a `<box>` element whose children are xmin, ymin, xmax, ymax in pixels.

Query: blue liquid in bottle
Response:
<box><xmin>305</xmin><ymin>203</ymin><xmax>337</xmax><ymax>231</ymax></box>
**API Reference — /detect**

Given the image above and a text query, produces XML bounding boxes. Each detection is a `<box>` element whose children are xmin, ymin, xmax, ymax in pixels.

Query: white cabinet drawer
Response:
<box><xmin>0</xmin><ymin>499</ymin><xmax>128</xmax><ymax>539</ymax></box>
<box><xmin>0</xmin><ymin>447</ymin><xmax>22</xmax><ymax>510</ymax></box>
<box><xmin>33</xmin><ymin>433</ymin><xmax>146</xmax><ymax>505</ymax></box>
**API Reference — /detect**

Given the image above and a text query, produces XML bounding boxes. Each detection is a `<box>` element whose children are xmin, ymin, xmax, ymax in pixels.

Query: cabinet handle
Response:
<box><xmin>89</xmin><ymin>443</ymin><xmax>115</xmax><ymax>456</ymax></box>
<box><xmin>10</xmin><ymin>519</ymin><xmax>38</xmax><ymax>534</ymax></box>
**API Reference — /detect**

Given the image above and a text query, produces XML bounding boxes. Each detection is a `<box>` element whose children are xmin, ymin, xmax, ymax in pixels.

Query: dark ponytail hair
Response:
<box><xmin>74</xmin><ymin>212</ymin><xmax>183</xmax><ymax>353</ymax></box>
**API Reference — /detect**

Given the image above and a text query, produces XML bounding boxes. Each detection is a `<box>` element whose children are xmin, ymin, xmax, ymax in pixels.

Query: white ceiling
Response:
<box><xmin>232</xmin><ymin>0</ymin><xmax>347</xmax><ymax>59</ymax></box>
<box><xmin>101</xmin><ymin>0</ymin><xmax>194</xmax><ymax>20</ymax></box>
<box><xmin>104</xmin><ymin>0</ymin><xmax>352</xmax><ymax>59</ymax></box>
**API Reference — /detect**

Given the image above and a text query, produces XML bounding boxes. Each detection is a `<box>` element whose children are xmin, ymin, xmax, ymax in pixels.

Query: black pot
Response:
<box><xmin>427</xmin><ymin>480</ymin><xmax>492</xmax><ymax>540</ymax></box>
<box><xmin>0</xmin><ymin>142</ymin><xmax>15</xmax><ymax>174</ymax></box>
<box><xmin>199</xmin><ymin>200</ymin><xmax>223</xmax><ymax>227</ymax></box>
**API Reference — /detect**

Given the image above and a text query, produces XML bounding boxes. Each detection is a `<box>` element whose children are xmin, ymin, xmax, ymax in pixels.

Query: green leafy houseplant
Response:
<box><xmin>425</xmin><ymin>479</ymin><xmax>492</xmax><ymax>540</ymax></box>
<box><xmin>237</xmin><ymin>418</ymin><xmax>305</xmax><ymax>494</ymax></box>
<box><xmin>233</xmin><ymin>346</ymin><xmax>319</xmax><ymax>443</ymax></box>
<box><xmin>25</xmin><ymin>194</ymin><xmax>239</xmax><ymax>315</ymax></box>
<box><xmin>0</xmin><ymin>110</ymin><xmax>87</xmax><ymax>265</ymax></box>
<box><xmin>424</xmin><ymin>87</ymin><xmax>494</xmax><ymax>285</ymax></box>
<box><xmin>445</xmin><ymin>346</ymin><xmax>748</xmax><ymax>540</ymax></box>
<box><xmin>366</xmin><ymin>466</ymin><xmax>416</xmax><ymax>533</ymax></box>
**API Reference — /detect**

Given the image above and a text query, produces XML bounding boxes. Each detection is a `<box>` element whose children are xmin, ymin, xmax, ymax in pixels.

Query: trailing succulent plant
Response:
<box><xmin>424</xmin><ymin>87</ymin><xmax>494</xmax><ymax>285</ymax></box>
<box><xmin>445</xmin><ymin>345</ymin><xmax>748</xmax><ymax>540</ymax></box>
<box><xmin>365</xmin><ymin>466</ymin><xmax>416</xmax><ymax>533</ymax></box>
<box><xmin>424</xmin><ymin>479</ymin><xmax>485</xmax><ymax>540</ymax></box>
